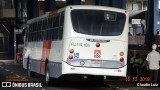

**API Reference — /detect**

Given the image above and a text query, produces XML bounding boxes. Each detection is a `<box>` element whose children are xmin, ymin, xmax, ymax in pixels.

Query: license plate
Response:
<box><xmin>91</xmin><ymin>60</ymin><xmax>102</xmax><ymax>64</ymax></box>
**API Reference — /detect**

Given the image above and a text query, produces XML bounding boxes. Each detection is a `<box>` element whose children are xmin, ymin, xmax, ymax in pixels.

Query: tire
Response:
<box><xmin>27</xmin><ymin>59</ymin><xmax>35</xmax><ymax>77</ymax></box>
<box><xmin>45</xmin><ymin>68</ymin><xmax>51</xmax><ymax>86</ymax></box>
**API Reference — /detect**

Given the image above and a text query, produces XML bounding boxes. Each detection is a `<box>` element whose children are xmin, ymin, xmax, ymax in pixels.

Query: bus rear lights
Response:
<box><xmin>80</xmin><ymin>61</ymin><xmax>85</xmax><ymax>66</ymax></box>
<box><xmin>120</xmin><ymin>52</ymin><xmax>124</xmax><ymax>56</ymax></box>
<box><xmin>69</xmin><ymin>49</ymin><xmax>74</xmax><ymax>53</ymax></box>
<box><xmin>96</xmin><ymin>43</ymin><xmax>100</xmax><ymax>47</ymax></box>
<box><xmin>120</xmin><ymin>57</ymin><xmax>124</xmax><ymax>62</ymax></box>
<box><xmin>71</xmin><ymin>68</ymin><xmax>75</xmax><ymax>70</ymax></box>
<box><xmin>68</xmin><ymin>55</ymin><xmax>73</xmax><ymax>59</ymax></box>
<box><xmin>117</xmin><ymin>70</ymin><xmax>122</xmax><ymax>72</ymax></box>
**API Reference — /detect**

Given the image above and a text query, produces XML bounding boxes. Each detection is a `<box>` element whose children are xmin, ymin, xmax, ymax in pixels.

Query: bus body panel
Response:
<box><xmin>68</xmin><ymin>38</ymin><xmax>126</xmax><ymax>60</ymax></box>
<box><xmin>62</xmin><ymin>61</ymin><xmax>127</xmax><ymax>77</ymax></box>
<box><xmin>62</xmin><ymin>7</ymin><xmax>128</xmax><ymax>76</ymax></box>
<box><xmin>49</xmin><ymin>40</ymin><xmax>63</xmax><ymax>62</ymax></box>
<box><xmin>47</xmin><ymin>62</ymin><xmax>62</xmax><ymax>78</ymax></box>
<box><xmin>23</xmin><ymin>5</ymin><xmax>129</xmax><ymax>78</ymax></box>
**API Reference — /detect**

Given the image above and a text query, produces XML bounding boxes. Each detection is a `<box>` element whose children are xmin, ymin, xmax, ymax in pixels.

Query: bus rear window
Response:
<box><xmin>71</xmin><ymin>10</ymin><xmax>126</xmax><ymax>36</ymax></box>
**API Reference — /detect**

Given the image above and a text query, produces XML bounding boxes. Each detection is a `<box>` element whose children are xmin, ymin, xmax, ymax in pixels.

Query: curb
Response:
<box><xmin>0</xmin><ymin>60</ymin><xmax>17</xmax><ymax>65</ymax></box>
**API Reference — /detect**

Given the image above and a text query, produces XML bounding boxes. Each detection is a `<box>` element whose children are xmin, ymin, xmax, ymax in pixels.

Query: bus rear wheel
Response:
<box><xmin>27</xmin><ymin>60</ymin><xmax>35</xmax><ymax>77</ymax></box>
<box><xmin>45</xmin><ymin>68</ymin><xmax>51</xmax><ymax>86</ymax></box>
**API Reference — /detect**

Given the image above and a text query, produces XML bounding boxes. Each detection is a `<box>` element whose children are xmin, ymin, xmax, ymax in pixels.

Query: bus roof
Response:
<box><xmin>27</xmin><ymin>5</ymin><xmax>127</xmax><ymax>24</ymax></box>
<box><xmin>27</xmin><ymin>7</ymin><xmax>66</xmax><ymax>24</ymax></box>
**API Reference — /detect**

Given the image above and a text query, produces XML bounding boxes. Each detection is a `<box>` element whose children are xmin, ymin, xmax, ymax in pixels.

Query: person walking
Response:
<box><xmin>146</xmin><ymin>44</ymin><xmax>160</xmax><ymax>82</ymax></box>
<box><xmin>155</xmin><ymin>29</ymin><xmax>160</xmax><ymax>51</ymax></box>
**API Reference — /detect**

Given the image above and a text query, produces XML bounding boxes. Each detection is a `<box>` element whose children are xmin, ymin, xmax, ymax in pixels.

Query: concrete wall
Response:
<box><xmin>0</xmin><ymin>9</ymin><xmax>15</xmax><ymax>18</ymax></box>
<box><xmin>84</xmin><ymin>0</ymin><xmax>96</xmax><ymax>5</ymax></box>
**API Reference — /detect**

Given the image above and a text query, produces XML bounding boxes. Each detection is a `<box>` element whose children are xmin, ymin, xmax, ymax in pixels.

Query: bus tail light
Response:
<box><xmin>71</xmin><ymin>68</ymin><xmax>75</xmax><ymax>70</ymax></box>
<box><xmin>120</xmin><ymin>52</ymin><xmax>124</xmax><ymax>56</ymax></box>
<box><xmin>68</xmin><ymin>55</ymin><xmax>73</xmax><ymax>59</ymax></box>
<box><xmin>96</xmin><ymin>43</ymin><xmax>100</xmax><ymax>47</ymax></box>
<box><xmin>120</xmin><ymin>57</ymin><xmax>124</xmax><ymax>62</ymax></box>
<box><xmin>69</xmin><ymin>49</ymin><xmax>74</xmax><ymax>53</ymax></box>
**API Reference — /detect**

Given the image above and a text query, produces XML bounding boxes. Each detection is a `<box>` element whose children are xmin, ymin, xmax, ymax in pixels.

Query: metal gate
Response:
<box><xmin>0</xmin><ymin>24</ymin><xmax>9</xmax><ymax>53</ymax></box>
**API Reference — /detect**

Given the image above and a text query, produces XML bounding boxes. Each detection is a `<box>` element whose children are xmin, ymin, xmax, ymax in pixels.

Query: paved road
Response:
<box><xmin>0</xmin><ymin>64</ymin><xmax>113</xmax><ymax>90</ymax></box>
<box><xmin>0</xmin><ymin>62</ymin><xmax>160</xmax><ymax>90</ymax></box>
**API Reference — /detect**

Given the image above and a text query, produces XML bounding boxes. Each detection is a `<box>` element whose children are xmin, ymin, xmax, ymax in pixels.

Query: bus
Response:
<box><xmin>23</xmin><ymin>5</ymin><xmax>129</xmax><ymax>85</ymax></box>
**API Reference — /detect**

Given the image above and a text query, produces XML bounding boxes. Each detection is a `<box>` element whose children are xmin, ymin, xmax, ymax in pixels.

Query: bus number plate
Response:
<box><xmin>91</xmin><ymin>60</ymin><xmax>102</xmax><ymax>64</ymax></box>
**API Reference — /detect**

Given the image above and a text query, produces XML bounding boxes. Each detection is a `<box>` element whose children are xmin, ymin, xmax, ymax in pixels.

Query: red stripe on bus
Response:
<box><xmin>40</xmin><ymin>40</ymin><xmax>52</xmax><ymax>75</ymax></box>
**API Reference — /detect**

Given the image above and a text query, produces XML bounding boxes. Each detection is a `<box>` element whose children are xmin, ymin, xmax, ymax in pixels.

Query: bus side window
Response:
<box><xmin>27</xmin><ymin>33</ymin><xmax>29</xmax><ymax>42</ymax></box>
<box><xmin>42</xmin><ymin>20</ymin><xmax>45</xmax><ymax>30</ymax></box>
<box><xmin>30</xmin><ymin>33</ymin><xmax>32</xmax><ymax>42</ymax></box>
<box><xmin>36</xmin><ymin>32</ymin><xmax>38</xmax><ymax>42</ymax></box>
<box><xmin>51</xmin><ymin>30</ymin><xmax>53</xmax><ymax>40</ymax></box>
<box><xmin>53</xmin><ymin>16</ymin><xmax>56</xmax><ymax>28</ymax></box>
<box><xmin>35</xmin><ymin>22</ymin><xmax>38</xmax><ymax>32</ymax></box>
<box><xmin>29</xmin><ymin>33</ymin><xmax>31</xmax><ymax>42</ymax></box>
<box><xmin>40</xmin><ymin>20</ymin><xmax>42</xmax><ymax>31</ymax></box>
<box><xmin>53</xmin><ymin>29</ymin><xmax>58</xmax><ymax>40</ymax></box>
<box><xmin>52</xmin><ymin>29</ymin><xmax>55</xmax><ymax>40</ymax></box>
<box><xmin>43</xmin><ymin>30</ymin><xmax>46</xmax><ymax>40</ymax></box>
<box><xmin>60</xmin><ymin>13</ymin><xmax>64</xmax><ymax>26</ymax></box>
<box><xmin>59</xmin><ymin>27</ymin><xmax>63</xmax><ymax>40</ymax></box>
<box><xmin>34</xmin><ymin>32</ymin><xmax>36</xmax><ymax>41</ymax></box>
<box><xmin>30</xmin><ymin>32</ymin><xmax>33</xmax><ymax>42</ymax></box>
<box><xmin>38</xmin><ymin>21</ymin><xmax>41</xmax><ymax>31</ymax></box>
<box><xmin>48</xmin><ymin>30</ymin><xmax>51</xmax><ymax>40</ymax></box>
<box><xmin>57</xmin><ymin>15</ymin><xmax>60</xmax><ymax>27</ymax></box>
<box><xmin>30</xmin><ymin>24</ymin><xmax>32</xmax><ymax>33</ymax></box>
<box><xmin>42</xmin><ymin>31</ymin><xmax>44</xmax><ymax>41</ymax></box>
<box><xmin>27</xmin><ymin>26</ymin><xmax>30</xmax><ymax>42</ymax></box>
<box><xmin>38</xmin><ymin>31</ymin><xmax>40</xmax><ymax>41</ymax></box>
<box><xmin>39</xmin><ymin>31</ymin><xmax>41</xmax><ymax>41</ymax></box>
<box><xmin>34</xmin><ymin>32</ymin><xmax>37</xmax><ymax>42</ymax></box>
<box><xmin>37</xmin><ymin>32</ymin><xmax>39</xmax><ymax>41</ymax></box>
<box><xmin>48</xmin><ymin>17</ymin><xmax>52</xmax><ymax>29</ymax></box>
<box><xmin>33</xmin><ymin>32</ymin><xmax>35</xmax><ymax>41</ymax></box>
<box><xmin>46</xmin><ymin>30</ymin><xmax>48</xmax><ymax>40</ymax></box>
<box><xmin>41</xmin><ymin>31</ymin><xmax>43</xmax><ymax>41</ymax></box>
<box><xmin>59</xmin><ymin>13</ymin><xmax>64</xmax><ymax>40</ymax></box>
<box><xmin>34</xmin><ymin>22</ymin><xmax>36</xmax><ymax>32</ymax></box>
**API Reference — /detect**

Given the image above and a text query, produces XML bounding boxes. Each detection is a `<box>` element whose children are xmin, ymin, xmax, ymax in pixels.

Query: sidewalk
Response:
<box><xmin>0</xmin><ymin>60</ymin><xmax>17</xmax><ymax>65</ymax></box>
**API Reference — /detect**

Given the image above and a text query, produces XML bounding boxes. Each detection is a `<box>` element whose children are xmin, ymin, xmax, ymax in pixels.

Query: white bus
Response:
<box><xmin>23</xmin><ymin>5</ymin><xmax>129</xmax><ymax>85</ymax></box>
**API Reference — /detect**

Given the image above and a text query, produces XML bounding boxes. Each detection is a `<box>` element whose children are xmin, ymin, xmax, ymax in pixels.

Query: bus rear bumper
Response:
<box><xmin>62</xmin><ymin>61</ymin><xmax>127</xmax><ymax>77</ymax></box>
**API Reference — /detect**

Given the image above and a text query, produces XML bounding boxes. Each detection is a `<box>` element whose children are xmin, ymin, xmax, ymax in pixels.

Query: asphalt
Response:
<box><xmin>0</xmin><ymin>60</ymin><xmax>17</xmax><ymax>65</ymax></box>
<box><xmin>0</xmin><ymin>60</ymin><xmax>160</xmax><ymax>90</ymax></box>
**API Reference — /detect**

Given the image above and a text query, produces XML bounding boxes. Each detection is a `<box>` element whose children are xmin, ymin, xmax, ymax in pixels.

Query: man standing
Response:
<box><xmin>155</xmin><ymin>29</ymin><xmax>160</xmax><ymax>51</ymax></box>
<box><xmin>146</xmin><ymin>44</ymin><xmax>160</xmax><ymax>82</ymax></box>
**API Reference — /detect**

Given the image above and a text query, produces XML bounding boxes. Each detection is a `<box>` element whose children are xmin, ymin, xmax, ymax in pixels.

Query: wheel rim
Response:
<box><xmin>46</xmin><ymin>70</ymin><xmax>49</xmax><ymax>82</ymax></box>
<box><xmin>28</xmin><ymin>63</ymin><xmax>30</xmax><ymax>70</ymax></box>
<box><xmin>28</xmin><ymin>63</ymin><xmax>30</xmax><ymax>72</ymax></box>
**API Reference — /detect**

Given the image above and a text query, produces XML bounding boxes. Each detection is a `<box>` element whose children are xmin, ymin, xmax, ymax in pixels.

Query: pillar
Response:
<box><xmin>146</xmin><ymin>0</ymin><xmax>159</xmax><ymax>50</ymax></box>
<box><xmin>112</xmin><ymin>0</ymin><xmax>126</xmax><ymax>9</ymax></box>
<box><xmin>98</xmin><ymin>0</ymin><xmax>126</xmax><ymax>9</ymax></box>
<box><xmin>85</xmin><ymin>0</ymin><xmax>96</xmax><ymax>5</ymax></box>
<box><xmin>27</xmin><ymin>0</ymin><xmax>39</xmax><ymax>20</ymax></box>
<box><xmin>66</xmin><ymin>0</ymin><xmax>81</xmax><ymax>5</ymax></box>
<box><xmin>98</xmin><ymin>0</ymin><xmax>111</xmax><ymax>6</ymax></box>
<box><xmin>44</xmin><ymin>0</ymin><xmax>56</xmax><ymax>13</ymax></box>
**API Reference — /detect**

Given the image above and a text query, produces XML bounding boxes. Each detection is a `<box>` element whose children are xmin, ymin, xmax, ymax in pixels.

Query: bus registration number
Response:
<box><xmin>91</xmin><ymin>60</ymin><xmax>102</xmax><ymax>64</ymax></box>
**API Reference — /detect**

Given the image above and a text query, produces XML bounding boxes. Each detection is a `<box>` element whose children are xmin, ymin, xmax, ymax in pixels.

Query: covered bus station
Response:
<box><xmin>0</xmin><ymin>0</ymin><xmax>157</xmax><ymax>64</ymax></box>
<box><xmin>0</xmin><ymin>0</ymin><xmax>160</xmax><ymax>89</ymax></box>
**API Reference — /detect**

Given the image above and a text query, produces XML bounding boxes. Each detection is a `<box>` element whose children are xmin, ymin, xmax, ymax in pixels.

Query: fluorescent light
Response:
<box><xmin>38</xmin><ymin>0</ymin><xmax>85</xmax><ymax>1</ymax></box>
